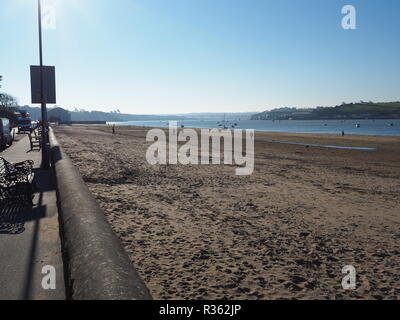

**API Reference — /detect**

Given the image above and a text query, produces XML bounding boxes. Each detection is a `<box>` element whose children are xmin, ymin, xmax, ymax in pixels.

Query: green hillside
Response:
<box><xmin>251</xmin><ymin>101</ymin><xmax>400</xmax><ymax>120</ymax></box>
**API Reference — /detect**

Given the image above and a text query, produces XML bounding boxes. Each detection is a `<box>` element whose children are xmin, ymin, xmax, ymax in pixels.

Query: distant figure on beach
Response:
<box><xmin>342</xmin><ymin>131</ymin><xmax>345</xmax><ymax>136</ymax></box>
<box><xmin>112</xmin><ymin>124</ymin><xmax>115</xmax><ymax>134</ymax></box>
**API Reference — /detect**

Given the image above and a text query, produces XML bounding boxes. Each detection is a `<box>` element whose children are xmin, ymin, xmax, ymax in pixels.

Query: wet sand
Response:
<box><xmin>54</xmin><ymin>125</ymin><xmax>400</xmax><ymax>300</ymax></box>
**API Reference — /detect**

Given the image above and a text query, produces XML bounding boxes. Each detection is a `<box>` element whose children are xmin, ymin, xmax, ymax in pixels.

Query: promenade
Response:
<box><xmin>0</xmin><ymin>134</ymin><xmax>65</xmax><ymax>300</ymax></box>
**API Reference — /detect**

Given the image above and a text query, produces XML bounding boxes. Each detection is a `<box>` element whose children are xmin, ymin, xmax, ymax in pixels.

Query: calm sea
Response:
<box><xmin>109</xmin><ymin>119</ymin><xmax>400</xmax><ymax>136</ymax></box>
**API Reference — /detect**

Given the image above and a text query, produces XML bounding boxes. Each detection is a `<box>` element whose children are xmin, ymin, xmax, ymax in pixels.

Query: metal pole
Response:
<box><xmin>38</xmin><ymin>0</ymin><xmax>49</xmax><ymax>169</ymax></box>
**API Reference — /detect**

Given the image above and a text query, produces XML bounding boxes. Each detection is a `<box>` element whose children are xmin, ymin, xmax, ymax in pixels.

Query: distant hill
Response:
<box><xmin>16</xmin><ymin>106</ymin><xmax>256</xmax><ymax>122</ymax></box>
<box><xmin>251</xmin><ymin>102</ymin><xmax>400</xmax><ymax>120</ymax></box>
<box><xmin>68</xmin><ymin>110</ymin><xmax>191</xmax><ymax>122</ymax></box>
<box><xmin>17</xmin><ymin>106</ymin><xmax>191</xmax><ymax>122</ymax></box>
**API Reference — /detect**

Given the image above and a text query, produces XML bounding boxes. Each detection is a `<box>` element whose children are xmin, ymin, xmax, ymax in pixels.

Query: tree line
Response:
<box><xmin>0</xmin><ymin>75</ymin><xmax>19</xmax><ymax>125</ymax></box>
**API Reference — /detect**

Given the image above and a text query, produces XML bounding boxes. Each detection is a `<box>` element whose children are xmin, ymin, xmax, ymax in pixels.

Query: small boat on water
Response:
<box><xmin>356</xmin><ymin>123</ymin><xmax>361</xmax><ymax>128</ymax></box>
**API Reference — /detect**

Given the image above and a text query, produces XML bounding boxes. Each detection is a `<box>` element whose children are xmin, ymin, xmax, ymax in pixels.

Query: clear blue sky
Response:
<box><xmin>1</xmin><ymin>0</ymin><xmax>399</xmax><ymax>114</ymax></box>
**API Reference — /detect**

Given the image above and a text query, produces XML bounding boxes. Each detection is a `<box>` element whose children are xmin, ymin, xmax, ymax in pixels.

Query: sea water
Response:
<box><xmin>108</xmin><ymin>119</ymin><xmax>400</xmax><ymax>136</ymax></box>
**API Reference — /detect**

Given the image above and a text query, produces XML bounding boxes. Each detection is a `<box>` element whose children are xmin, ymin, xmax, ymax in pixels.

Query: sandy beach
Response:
<box><xmin>53</xmin><ymin>125</ymin><xmax>400</xmax><ymax>300</ymax></box>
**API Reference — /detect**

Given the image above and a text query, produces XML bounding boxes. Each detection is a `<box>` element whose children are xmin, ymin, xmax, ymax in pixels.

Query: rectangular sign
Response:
<box><xmin>30</xmin><ymin>65</ymin><xmax>56</xmax><ymax>104</ymax></box>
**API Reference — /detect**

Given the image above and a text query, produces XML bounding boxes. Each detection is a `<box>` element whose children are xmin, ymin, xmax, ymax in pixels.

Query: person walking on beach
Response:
<box><xmin>112</xmin><ymin>124</ymin><xmax>115</xmax><ymax>134</ymax></box>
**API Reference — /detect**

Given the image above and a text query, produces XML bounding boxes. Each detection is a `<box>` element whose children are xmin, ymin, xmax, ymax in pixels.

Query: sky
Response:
<box><xmin>0</xmin><ymin>0</ymin><xmax>399</xmax><ymax>114</ymax></box>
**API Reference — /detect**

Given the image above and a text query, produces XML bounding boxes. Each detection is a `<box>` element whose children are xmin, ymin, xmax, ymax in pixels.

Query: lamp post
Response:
<box><xmin>37</xmin><ymin>0</ymin><xmax>50</xmax><ymax>169</ymax></box>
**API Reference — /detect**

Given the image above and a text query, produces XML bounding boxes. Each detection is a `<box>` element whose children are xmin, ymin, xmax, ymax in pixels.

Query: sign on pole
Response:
<box><xmin>30</xmin><ymin>65</ymin><xmax>56</xmax><ymax>104</ymax></box>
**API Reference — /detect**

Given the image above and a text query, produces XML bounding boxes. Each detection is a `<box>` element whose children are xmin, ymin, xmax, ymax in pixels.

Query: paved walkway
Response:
<box><xmin>0</xmin><ymin>134</ymin><xmax>65</xmax><ymax>300</ymax></box>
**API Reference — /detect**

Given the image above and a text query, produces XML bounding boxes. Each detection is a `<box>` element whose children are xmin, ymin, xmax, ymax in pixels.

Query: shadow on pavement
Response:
<box><xmin>0</xmin><ymin>133</ymin><xmax>65</xmax><ymax>300</ymax></box>
<box><xmin>0</xmin><ymin>168</ymin><xmax>50</xmax><ymax>235</ymax></box>
<box><xmin>0</xmin><ymin>201</ymin><xmax>43</xmax><ymax>235</ymax></box>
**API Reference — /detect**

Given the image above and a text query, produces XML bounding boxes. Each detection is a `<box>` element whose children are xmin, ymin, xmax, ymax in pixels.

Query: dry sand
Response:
<box><xmin>54</xmin><ymin>125</ymin><xmax>400</xmax><ymax>300</ymax></box>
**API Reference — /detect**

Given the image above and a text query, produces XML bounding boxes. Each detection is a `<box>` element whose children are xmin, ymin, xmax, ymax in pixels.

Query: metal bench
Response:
<box><xmin>28</xmin><ymin>131</ymin><xmax>41</xmax><ymax>150</ymax></box>
<box><xmin>0</xmin><ymin>157</ymin><xmax>35</xmax><ymax>205</ymax></box>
